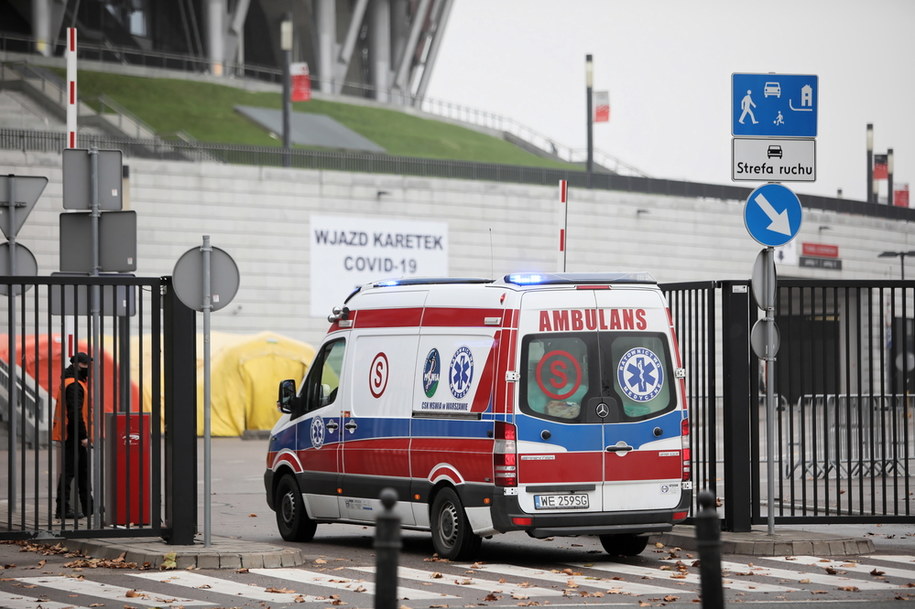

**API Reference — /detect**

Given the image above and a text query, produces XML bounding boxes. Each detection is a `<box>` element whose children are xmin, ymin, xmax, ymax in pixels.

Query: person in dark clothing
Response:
<box><xmin>53</xmin><ymin>352</ymin><xmax>93</xmax><ymax>519</ymax></box>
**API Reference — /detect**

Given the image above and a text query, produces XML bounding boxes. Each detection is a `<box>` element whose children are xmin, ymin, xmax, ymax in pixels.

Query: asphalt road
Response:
<box><xmin>0</xmin><ymin>436</ymin><xmax>912</xmax><ymax>609</ymax></box>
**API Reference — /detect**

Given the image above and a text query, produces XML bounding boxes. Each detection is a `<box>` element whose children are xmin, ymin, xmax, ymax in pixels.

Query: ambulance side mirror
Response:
<box><xmin>278</xmin><ymin>379</ymin><xmax>298</xmax><ymax>414</ymax></box>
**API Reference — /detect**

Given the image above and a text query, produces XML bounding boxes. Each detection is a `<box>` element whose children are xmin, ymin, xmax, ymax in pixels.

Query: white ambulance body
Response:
<box><xmin>265</xmin><ymin>272</ymin><xmax>692</xmax><ymax>559</ymax></box>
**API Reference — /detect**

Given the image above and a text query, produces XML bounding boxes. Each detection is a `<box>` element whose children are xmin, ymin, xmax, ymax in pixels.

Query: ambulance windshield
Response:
<box><xmin>521</xmin><ymin>332</ymin><xmax>674</xmax><ymax>423</ymax></box>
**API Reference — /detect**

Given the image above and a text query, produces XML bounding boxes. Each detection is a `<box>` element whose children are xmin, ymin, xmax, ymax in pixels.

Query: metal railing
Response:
<box><xmin>0</xmin><ymin>358</ymin><xmax>47</xmax><ymax>448</ymax></box>
<box><xmin>95</xmin><ymin>94</ymin><xmax>158</xmax><ymax>140</ymax></box>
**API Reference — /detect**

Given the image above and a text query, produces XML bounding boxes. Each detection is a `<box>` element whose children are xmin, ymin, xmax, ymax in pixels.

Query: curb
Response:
<box><xmin>64</xmin><ymin>536</ymin><xmax>306</xmax><ymax>570</ymax></box>
<box><xmin>653</xmin><ymin>525</ymin><xmax>875</xmax><ymax>557</ymax></box>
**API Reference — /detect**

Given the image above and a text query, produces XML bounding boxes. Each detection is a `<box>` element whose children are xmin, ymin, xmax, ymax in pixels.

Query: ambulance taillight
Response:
<box><xmin>681</xmin><ymin>416</ymin><xmax>691</xmax><ymax>482</ymax></box>
<box><xmin>494</xmin><ymin>421</ymin><xmax>517</xmax><ymax>487</ymax></box>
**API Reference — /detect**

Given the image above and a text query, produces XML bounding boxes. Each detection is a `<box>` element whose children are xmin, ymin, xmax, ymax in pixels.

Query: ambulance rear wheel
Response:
<box><xmin>598</xmin><ymin>533</ymin><xmax>649</xmax><ymax>556</ymax></box>
<box><xmin>431</xmin><ymin>487</ymin><xmax>481</xmax><ymax>560</ymax></box>
<box><xmin>275</xmin><ymin>474</ymin><xmax>317</xmax><ymax>542</ymax></box>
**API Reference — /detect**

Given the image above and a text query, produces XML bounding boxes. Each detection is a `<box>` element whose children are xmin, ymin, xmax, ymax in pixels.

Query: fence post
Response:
<box><xmin>374</xmin><ymin>488</ymin><xmax>401</xmax><ymax>609</ymax></box>
<box><xmin>162</xmin><ymin>277</ymin><xmax>197</xmax><ymax>544</ymax></box>
<box><xmin>696</xmin><ymin>488</ymin><xmax>725</xmax><ymax>609</ymax></box>
<box><xmin>721</xmin><ymin>280</ymin><xmax>752</xmax><ymax>532</ymax></box>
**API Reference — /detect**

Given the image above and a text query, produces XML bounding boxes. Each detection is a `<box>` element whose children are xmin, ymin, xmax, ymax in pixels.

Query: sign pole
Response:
<box><xmin>89</xmin><ymin>147</ymin><xmax>104</xmax><ymax>529</ymax></box>
<box><xmin>202</xmin><ymin>235</ymin><xmax>213</xmax><ymax>547</ymax></box>
<box><xmin>557</xmin><ymin>180</ymin><xmax>568</xmax><ymax>272</ymax></box>
<box><xmin>763</xmin><ymin>246</ymin><xmax>776</xmax><ymax>536</ymax></box>
<box><xmin>6</xmin><ymin>176</ymin><xmax>19</xmax><ymax>511</ymax></box>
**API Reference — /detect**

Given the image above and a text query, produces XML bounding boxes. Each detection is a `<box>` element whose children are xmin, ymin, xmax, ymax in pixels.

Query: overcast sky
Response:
<box><xmin>425</xmin><ymin>0</ymin><xmax>914</xmax><ymax>202</ymax></box>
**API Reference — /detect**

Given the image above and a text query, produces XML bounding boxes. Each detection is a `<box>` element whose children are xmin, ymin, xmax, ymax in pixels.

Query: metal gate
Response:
<box><xmin>1</xmin><ymin>275</ymin><xmax>197</xmax><ymax>541</ymax></box>
<box><xmin>663</xmin><ymin>279</ymin><xmax>914</xmax><ymax>530</ymax></box>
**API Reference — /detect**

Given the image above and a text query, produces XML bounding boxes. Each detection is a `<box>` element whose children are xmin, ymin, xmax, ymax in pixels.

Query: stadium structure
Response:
<box><xmin>5</xmin><ymin>0</ymin><xmax>450</xmax><ymax>104</ymax></box>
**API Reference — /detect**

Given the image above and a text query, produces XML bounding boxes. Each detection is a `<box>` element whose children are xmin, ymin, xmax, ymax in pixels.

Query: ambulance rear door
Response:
<box><xmin>515</xmin><ymin>289</ymin><xmax>607</xmax><ymax>515</ymax></box>
<box><xmin>593</xmin><ymin>287</ymin><xmax>684</xmax><ymax>512</ymax></box>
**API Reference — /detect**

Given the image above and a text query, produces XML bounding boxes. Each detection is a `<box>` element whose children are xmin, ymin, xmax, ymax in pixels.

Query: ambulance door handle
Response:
<box><xmin>605</xmin><ymin>443</ymin><xmax>633</xmax><ymax>453</ymax></box>
<box><xmin>344</xmin><ymin>420</ymin><xmax>358</xmax><ymax>432</ymax></box>
<box><xmin>326</xmin><ymin>420</ymin><xmax>339</xmax><ymax>433</ymax></box>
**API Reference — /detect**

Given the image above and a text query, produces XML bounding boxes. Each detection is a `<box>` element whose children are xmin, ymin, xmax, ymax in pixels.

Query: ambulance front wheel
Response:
<box><xmin>598</xmin><ymin>533</ymin><xmax>649</xmax><ymax>556</ymax></box>
<box><xmin>275</xmin><ymin>474</ymin><xmax>317</xmax><ymax>542</ymax></box>
<box><xmin>430</xmin><ymin>487</ymin><xmax>481</xmax><ymax>560</ymax></box>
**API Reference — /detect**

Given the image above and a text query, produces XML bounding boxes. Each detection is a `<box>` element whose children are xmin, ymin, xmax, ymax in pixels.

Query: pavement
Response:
<box><xmin>52</xmin><ymin>438</ymin><xmax>915</xmax><ymax>569</ymax></box>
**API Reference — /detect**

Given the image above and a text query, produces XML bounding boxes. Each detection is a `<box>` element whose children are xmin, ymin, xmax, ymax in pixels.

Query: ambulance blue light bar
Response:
<box><xmin>370</xmin><ymin>277</ymin><xmax>491</xmax><ymax>288</ymax></box>
<box><xmin>503</xmin><ymin>272</ymin><xmax>656</xmax><ymax>286</ymax></box>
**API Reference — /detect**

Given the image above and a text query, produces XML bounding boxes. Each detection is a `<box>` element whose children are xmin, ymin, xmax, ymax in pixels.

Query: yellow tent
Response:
<box><xmin>131</xmin><ymin>331</ymin><xmax>315</xmax><ymax>437</ymax></box>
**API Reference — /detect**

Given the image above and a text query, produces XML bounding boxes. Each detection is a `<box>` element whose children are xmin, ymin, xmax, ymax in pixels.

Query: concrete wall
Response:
<box><xmin>1</xmin><ymin>149</ymin><xmax>912</xmax><ymax>347</ymax></box>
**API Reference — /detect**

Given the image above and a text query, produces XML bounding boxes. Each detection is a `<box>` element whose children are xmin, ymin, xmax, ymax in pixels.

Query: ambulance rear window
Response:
<box><xmin>520</xmin><ymin>332</ymin><xmax>675</xmax><ymax>423</ymax></box>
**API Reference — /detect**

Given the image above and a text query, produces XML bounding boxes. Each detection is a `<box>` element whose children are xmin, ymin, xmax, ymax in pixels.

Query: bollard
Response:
<box><xmin>696</xmin><ymin>488</ymin><xmax>725</xmax><ymax>609</ymax></box>
<box><xmin>374</xmin><ymin>488</ymin><xmax>402</xmax><ymax>609</ymax></box>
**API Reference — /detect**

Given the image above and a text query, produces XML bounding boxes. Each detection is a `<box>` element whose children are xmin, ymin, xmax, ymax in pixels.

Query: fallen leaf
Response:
<box><xmin>870</xmin><ymin>568</ymin><xmax>885</xmax><ymax>577</ymax></box>
<box><xmin>483</xmin><ymin>593</ymin><xmax>500</xmax><ymax>601</ymax></box>
<box><xmin>838</xmin><ymin>586</ymin><xmax>860</xmax><ymax>592</ymax></box>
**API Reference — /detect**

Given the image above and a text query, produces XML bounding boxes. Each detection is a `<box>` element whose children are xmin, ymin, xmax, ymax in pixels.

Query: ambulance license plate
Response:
<box><xmin>533</xmin><ymin>494</ymin><xmax>589</xmax><ymax>510</ymax></box>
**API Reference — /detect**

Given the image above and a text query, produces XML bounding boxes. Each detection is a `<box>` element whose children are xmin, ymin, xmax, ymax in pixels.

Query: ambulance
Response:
<box><xmin>264</xmin><ymin>272</ymin><xmax>692</xmax><ymax>559</ymax></box>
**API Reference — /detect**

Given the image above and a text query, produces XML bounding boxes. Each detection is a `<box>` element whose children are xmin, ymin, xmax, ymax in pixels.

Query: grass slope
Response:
<box><xmin>71</xmin><ymin>70</ymin><xmax>572</xmax><ymax>168</ymax></box>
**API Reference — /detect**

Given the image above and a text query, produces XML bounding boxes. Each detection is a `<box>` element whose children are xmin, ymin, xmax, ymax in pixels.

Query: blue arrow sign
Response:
<box><xmin>732</xmin><ymin>73</ymin><xmax>818</xmax><ymax>137</ymax></box>
<box><xmin>744</xmin><ymin>183</ymin><xmax>803</xmax><ymax>247</ymax></box>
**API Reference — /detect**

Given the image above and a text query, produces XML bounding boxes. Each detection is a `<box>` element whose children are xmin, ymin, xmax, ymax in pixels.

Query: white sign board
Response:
<box><xmin>310</xmin><ymin>215</ymin><xmax>448</xmax><ymax>317</ymax></box>
<box><xmin>732</xmin><ymin>138</ymin><xmax>816</xmax><ymax>182</ymax></box>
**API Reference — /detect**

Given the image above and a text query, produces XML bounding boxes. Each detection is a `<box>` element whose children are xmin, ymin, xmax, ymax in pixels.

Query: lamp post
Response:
<box><xmin>585</xmin><ymin>54</ymin><xmax>593</xmax><ymax>187</ymax></box>
<box><xmin>888</xmin><ymin>148</ymin><xmax>895</xmax><ymax>207</ymax></box>
<box><xmin>866</xmin><ymin>123</ymin><xmax>874</xmax><ymax>204</ymax></box>
<box><xmin>281</xmin><ymin>14</ymin><xmax>293</xmax><ymax>167</ymax></box>
<box><xmin>879</xmin><ymin>250</ymin><xmax>915</xmax><ymax>280</ymax></box>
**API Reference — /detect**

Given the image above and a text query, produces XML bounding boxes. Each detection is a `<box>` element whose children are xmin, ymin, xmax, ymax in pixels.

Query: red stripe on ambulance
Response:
<box><xmin>539</xmin><ymin>308</ymin><xmax>647</xmax><ymax>332</ymax></box>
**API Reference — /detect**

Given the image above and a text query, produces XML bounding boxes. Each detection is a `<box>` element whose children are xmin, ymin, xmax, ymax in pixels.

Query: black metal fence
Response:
<box><xmin>0</xmin><ymin>275</ymin><xmax>197</xmax><ymax>541</ymax></box>
<box><xmin>664</xmin><ymin>279</ymin><xmax>915</xmax><ymax>529</ymax></box>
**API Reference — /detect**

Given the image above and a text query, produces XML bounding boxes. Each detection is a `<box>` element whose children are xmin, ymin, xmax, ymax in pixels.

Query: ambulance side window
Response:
<box><xmin>298</xmin><ymin>339</ymin><xmax>345</xmax><ymax>416</ymax></box>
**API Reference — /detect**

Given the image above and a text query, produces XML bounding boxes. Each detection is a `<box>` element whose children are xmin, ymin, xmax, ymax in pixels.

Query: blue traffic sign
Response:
<box><xmin>732</xmin><ymin>73</ymin><xmax>818</xmax><ymax>137</ymax></box>
<box><xmin>744</xmin><ymin>183</ymin><xmax>803</xmax><ymax>247</ymax></box>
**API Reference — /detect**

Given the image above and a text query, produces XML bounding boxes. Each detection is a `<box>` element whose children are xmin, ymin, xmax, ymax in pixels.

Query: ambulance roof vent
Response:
<box><xmin>503</xmin><ymin>272</ymin><xmax>656</xmax><ymax>286</ymax></box>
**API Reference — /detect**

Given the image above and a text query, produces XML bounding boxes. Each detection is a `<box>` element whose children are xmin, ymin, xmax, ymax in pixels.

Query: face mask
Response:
<box><xmin>78</xmin><ymin>368</ymin><xmax>89</xmax><ymax>381</ymax></box>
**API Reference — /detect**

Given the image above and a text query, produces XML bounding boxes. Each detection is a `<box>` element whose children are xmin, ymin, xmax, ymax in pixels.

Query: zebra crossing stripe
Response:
<box><xmin>250</xmin><ymin>567</ymin><xmax>457</xmax><ymax>599</ymax></box>
<box><xmin>127</xmin><ymin>571</ymin><xmax>324</xmax><ymax>603</ymax></box>
<box><xmin>766</xmin><ymin>556</ymin><xmax>915</xmax><ymax>582</ymax></box>
<box><xmin>719</xmin><ymin>559</ymin><xmax>900</xmax><ymax>590</ymax></box>
<box><xmin>354</xmin><ymin>565</ymin><xmax>564</xmax><ymax>597</ymax></box>
<box><xmin>454</xmin><ymin>562</ymin><xmax>682</xmax><ymax>596</ymax></box>
<box><xmin>862</xmin><ymin>555</ymin><xmax>915</xmax><ymax>567</ymax></box>
<box><xmin>16</xmin><ymin>576</ymin><xmax>214</xmax><ymax>607</ymax></box>
<box><xmin>580</xmin><ymin>561</ymin><xmax>800</xmax><ymax>593</ymax></box>
<box><xmin>0</xmin><ymin>589</ymin><xmax>98</xmax><ymax>609</ymax></box>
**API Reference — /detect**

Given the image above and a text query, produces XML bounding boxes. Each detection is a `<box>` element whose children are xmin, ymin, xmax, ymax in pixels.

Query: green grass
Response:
<box><xmin>69</xmin><ymin>70</ymin><xmax>574</xmax><ymax>168</ymax></box>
